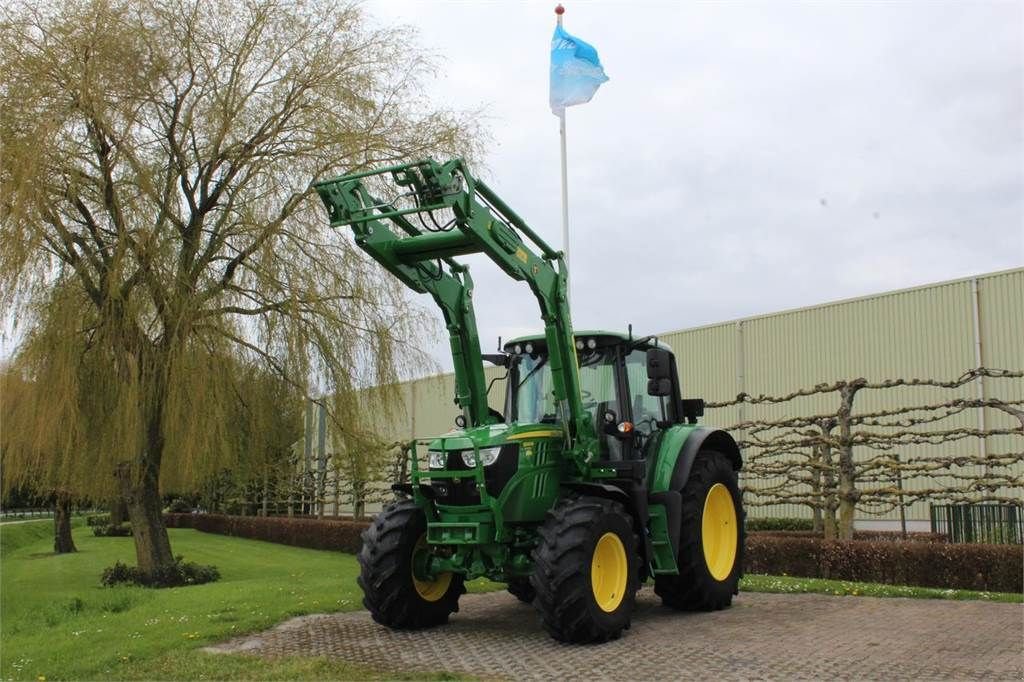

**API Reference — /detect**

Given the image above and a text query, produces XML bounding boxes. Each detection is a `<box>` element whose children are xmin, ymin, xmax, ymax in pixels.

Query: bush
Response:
<box><xmin>746</xmin><ymin>517</ymin><xmax>815</xmax><ymax>531</ymax></box>
<box><xmin>745</xmin><ymin>535</ymin><xmax>1022</xmax><ymax>593</ymax></box>
<box><xmin>165</xmin><ymin>498</ymin><xmax>193</xmax><ymax>513</ymax></box>
<box><xmin>164</xmin><ymin>513</ymin><xmax>369</xmax><ymax>553</ymax></box>
<box><xmin>86</xmin><ymin>514</ymin><xmax>111</xmax><ymax>527</ymax></box>
<box><xmin>101</xmin><ymin>555</ymin><xmax>220</xmax><ymax>588</ymax></box>
<box><xmin>92</xmin><ymin>524</ymin><xmax>132</xmax><ymax>537</ymax></box>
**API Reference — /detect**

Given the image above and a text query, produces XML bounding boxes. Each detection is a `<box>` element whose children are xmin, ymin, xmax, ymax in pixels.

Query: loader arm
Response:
<box><xmin>313</xmin><ymin>158</ymin><xmax>597</xmax><ymax>472</ymax></box>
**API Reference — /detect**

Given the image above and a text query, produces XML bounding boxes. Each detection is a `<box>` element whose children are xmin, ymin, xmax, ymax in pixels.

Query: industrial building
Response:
<box><xmin>300</xmin><ymin>267</ymin><xmax>1023</xmax><ymax>526</ymax></box>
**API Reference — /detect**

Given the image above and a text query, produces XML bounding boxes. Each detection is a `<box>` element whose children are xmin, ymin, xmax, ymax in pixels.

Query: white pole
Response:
<box><xmin>556</xmin><ymin>6</ymin><xmax>571</xmax><ymax>305</ymax></box>
<box><xmin>559</xmin><ymin>110</ymin><xmax>570</xmax><ymax>292</ymax></box>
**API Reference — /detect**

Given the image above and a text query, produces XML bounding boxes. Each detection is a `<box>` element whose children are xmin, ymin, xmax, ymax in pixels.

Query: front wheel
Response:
<box><xmin>655</xmin><ymin>449</ymin><xmax>745</xmax><ymax>611</ymax></box>
<box><xmin>507</xmin><ymin>577</ymin><xmax>535</xmax><ymax>604</ymax></box>
<box><xmin>531</xmin><ymin>496</ymin><xmax>639</xmax><ymax>643</ymax></box>
<box><xmin>357</xmin><ymin>499</ymin><xmax>465</xmax><ymax>629</ymax></box>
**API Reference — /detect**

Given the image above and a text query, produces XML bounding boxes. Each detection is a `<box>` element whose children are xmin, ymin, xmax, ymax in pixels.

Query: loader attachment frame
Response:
<box><xmin>314</xmin><ymin>158</ymin><xmax>598</xmax><ymax>472</ymax></box>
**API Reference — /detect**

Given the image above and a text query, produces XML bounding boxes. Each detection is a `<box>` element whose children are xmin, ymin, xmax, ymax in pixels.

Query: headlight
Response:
<box><xmin>461</xmin><ymin>446</ymin><xmax>502</xmax><ymax>468</ymax></box>
<box><xmin>428</xmin><ymin>450</ymin><xmax>446</xmax><ymax>469</ymax></box>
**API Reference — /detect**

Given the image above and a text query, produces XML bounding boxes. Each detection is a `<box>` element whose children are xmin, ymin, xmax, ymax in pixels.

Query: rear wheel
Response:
<box><xmin>655</xmin><ymin>450</ymin><xmax>744</xmax><ymax>610</ymax></box>
<box><xmin>531</xmin><ymin>496</ymin><xmax>639</xmax><ymax>643</ymax></box>
<box><xmin>357</xmin><ymin>499</ymin><xmax>465</xmax><ymax>628</ymax></box>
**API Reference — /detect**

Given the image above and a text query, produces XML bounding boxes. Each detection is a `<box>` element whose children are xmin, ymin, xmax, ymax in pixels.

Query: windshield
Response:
<box><xmin>512</xmin><ymin>353</ymin><xmax>556</xmax><ymax>423</ymax></box>
<box><xmin>509</xmin><ymin>348</ymin><xmax>618</xmax><ymax>428</ymax></box>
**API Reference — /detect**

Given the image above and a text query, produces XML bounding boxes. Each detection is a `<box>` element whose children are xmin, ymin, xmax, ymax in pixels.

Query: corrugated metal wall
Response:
<box><xmin>323</xmin><ymin>268</ymin><xmax>1023</xmax><ymax>519</ymax></box>
<box><xmin>661</xmin><ymin>268</ymin><xmax>1022</xmax><ymax>520</ymax></box>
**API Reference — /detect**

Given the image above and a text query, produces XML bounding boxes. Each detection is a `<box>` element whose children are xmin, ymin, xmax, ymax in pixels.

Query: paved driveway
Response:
<box><xmin>206</xmin><ymin>589</ymin><xmax>1023</xmax><ymax>680</ymax></box>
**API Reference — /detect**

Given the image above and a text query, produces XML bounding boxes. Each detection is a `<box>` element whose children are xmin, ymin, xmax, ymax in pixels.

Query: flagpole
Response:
<box><xmin>556</xmin><ymin>4</ymin><xmax>571</xmax><ymax>305</ymax></box>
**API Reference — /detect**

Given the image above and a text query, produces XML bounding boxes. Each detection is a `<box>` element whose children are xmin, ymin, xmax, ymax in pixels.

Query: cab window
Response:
<box><xmin>625</xmin><ymin>349</ymin><xmax>666</xmax><ymax>436</ymax></box>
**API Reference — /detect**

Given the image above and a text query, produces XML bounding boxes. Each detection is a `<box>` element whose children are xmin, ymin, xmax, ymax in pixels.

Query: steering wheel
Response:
<box><xmin>631</xmin><ymin>413</ymin><xmax>656</xmax><ymax>430</ymax></box>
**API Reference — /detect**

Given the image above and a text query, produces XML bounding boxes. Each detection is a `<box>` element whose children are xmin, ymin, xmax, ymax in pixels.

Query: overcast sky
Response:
<box><xmin>363</xmin><ymin>0</ymin><xmax>1023</xmax><ymax>372</ymax></box>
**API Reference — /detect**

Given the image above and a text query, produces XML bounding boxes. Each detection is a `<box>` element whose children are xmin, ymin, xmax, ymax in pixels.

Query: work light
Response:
<box><xmin>461</xmin><ymin>446</ymin><xmax>501</xmax><ymax>467</ymax></box>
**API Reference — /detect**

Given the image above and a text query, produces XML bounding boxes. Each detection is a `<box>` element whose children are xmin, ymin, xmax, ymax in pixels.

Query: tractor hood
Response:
<box><xmin>426</xmin><ymin>422</ymin><xmax>564</xmax><ymax>452</ymax></box>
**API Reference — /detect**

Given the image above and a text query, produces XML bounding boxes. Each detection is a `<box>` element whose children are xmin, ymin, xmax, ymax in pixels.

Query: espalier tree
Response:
<box><xmin>0</xmin><ymin>0</ymin><xmax>474</xmax><ymax>577</ymax></box>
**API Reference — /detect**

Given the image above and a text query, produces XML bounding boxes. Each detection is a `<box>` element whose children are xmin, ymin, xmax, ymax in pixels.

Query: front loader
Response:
<box><xmin>314</xmin><ymin>158</ymin><xmax>744</xmax><ymax>643</ymax></box>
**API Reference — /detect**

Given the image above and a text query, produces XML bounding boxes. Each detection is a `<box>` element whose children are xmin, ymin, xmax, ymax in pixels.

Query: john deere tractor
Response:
<box><xmin>314</xmin><ymin>158</ymin><xmax>744</xmax><ymax>643</ymax></box>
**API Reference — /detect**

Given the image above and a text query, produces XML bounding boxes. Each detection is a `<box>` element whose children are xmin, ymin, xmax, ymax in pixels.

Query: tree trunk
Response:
<box><xmin>117</xmin><ymin>461</ymin><xmax>175</xmax><ymax>576</ymax></box>
<box><xmin>822</xmin><ymin>507</ymin><xmax>838</xmax><ymax>540</ymax></box>
<box><xmin>261</xmin><ymin>469</ymin><xmax>269</xmax><ymax>517</ymax></box>
<box><xmin>332</xmin><ymin>464</ymin><xmax>340</xmax><ymax>517</ymax></box>
<box><xmin>354</xmin><ymin>490</ymin><xmax>365</xmax><ymax>521</ymax></box>
<box><xmin>53</xmin><ymin>492</ymin><xmax>77</xmax><ymax>554</ymax></box>
<box><xmin>835</xmin><ymin>381</ymin><xmax>866</xmax><ymax>541</ymax></box>
<box><xmin>110</xmin><ymin>496</ymin><xmax>129</xmax><ymax>526</ymax></box>
<box><xmin>810</xmin><ymin>443</ymin><xmax>823</xmax><ymax>533</ymax></box>
<box><xmin>815</xmin><ymin>420</ymin><xmax>839</xmax><ymax>540</ymax></box>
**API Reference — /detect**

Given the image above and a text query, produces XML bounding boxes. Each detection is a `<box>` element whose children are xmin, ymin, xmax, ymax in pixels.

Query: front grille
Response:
<box><xmin>430</xmin><ymin>444</ymin><xmax>519</xmax><ymax>504</ymax></box>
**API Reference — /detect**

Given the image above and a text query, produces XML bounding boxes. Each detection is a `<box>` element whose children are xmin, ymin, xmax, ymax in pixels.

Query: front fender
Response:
<box><xmin>648</xmin><ymin>426</ymin><xmax>742</xmax><ymax>494</ymax></box>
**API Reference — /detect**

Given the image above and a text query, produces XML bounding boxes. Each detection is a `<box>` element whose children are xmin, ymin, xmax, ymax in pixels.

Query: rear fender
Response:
<box><xmin>648</xmin><ymin>426</ymin><xmax>742</xmax><ymax>495</ymax></box>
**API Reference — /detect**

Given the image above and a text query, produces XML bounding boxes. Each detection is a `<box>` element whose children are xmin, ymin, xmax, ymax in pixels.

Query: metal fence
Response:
<box><xmin>929</xmin><ymin>504</ymin><xmax>1024</xmax><ymax>544</ymax></box>
<box><xmin>0</xmin><ymin>507</ymin><xmax>56</xmax><ymax>521</ymax></box>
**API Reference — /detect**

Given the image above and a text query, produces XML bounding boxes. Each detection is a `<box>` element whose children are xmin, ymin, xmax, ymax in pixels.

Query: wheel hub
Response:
<box><xmin>411</xmin><ymin>534</ymin><xmax>452</xmax><ymax>602</ymax></box>
<box><xmin>590</xmin><ymin>532</ymin><xmax>628</xmax><ymax>612</ymax></box>
<box><xmin>701</xmin><ymin>483</ymin><xmax>738</xmax><ymax>581</ymax></box>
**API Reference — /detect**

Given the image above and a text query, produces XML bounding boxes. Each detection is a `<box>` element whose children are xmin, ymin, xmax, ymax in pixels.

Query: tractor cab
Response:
<box><xmin>502</xmin><ymin>331</ymin><xmax>702</xmax><ymax>462</ymax></box>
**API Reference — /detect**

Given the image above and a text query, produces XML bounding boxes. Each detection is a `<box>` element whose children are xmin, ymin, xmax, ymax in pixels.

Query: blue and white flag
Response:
<box><xmin>549</xmin><ymin>24</ymin><xmax>609</xmax><ymax>115</ymax></box>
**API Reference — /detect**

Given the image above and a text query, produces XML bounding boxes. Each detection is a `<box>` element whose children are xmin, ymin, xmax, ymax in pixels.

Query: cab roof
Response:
<box><xmin>504</xmin><ymin>330</ymin><xmax>672</xmax><ymax>351</ymax></box>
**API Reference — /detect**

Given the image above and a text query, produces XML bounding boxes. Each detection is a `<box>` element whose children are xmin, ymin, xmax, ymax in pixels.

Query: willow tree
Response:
<box><xmin>0</xmin><ymin>0</ymin><xmax>473</xmax><ymax>576</ymax></box>
<box><xmin>0</xmin><ymin>366</ymin><xmax>77</xmax><ymax>553</ymax></box>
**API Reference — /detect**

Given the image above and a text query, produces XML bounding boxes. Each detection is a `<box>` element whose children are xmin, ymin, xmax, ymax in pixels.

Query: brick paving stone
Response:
<box><xmin>204</xmin><ymin>589</ymin><xmax>1024</xmax><ymax>680</ymax></box>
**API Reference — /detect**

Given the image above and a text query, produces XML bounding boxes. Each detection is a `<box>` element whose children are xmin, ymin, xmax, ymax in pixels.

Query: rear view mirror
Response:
<box><xmin>647</xmin><ymin>348</ymin><xmax>673</xmax><ymax>397</ymax></box>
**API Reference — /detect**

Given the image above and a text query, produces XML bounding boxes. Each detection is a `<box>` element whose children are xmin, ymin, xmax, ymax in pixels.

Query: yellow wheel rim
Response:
<box><xmin>590</xmin><ymin>532</ymin><xmax>628</xmax><ymax>613</ymax></box>
<box><xmin>411</xmin><ymin>535</ymin><xmax>452</xmax><ymax>602</ymax></box>
<box><xmin>701</xmin><ymin>483</ymin><xmax>738</xmax><ymax>581</ymax></box>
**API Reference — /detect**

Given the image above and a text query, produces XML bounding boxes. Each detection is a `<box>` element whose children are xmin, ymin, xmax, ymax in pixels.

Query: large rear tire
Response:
<box><xmin>357</xmin><ymin>499</ymin><xmax>465</xmax><ymax>629</ymax></box>
<box><xmin>655</xmin><ymin>450</ymin><xmax>744</xmax><ymax>611</ymax></box>
<box><xmin>531</xmin><ymin>496</ymin><xmax>639</xmax><ymax>643</ymax></box>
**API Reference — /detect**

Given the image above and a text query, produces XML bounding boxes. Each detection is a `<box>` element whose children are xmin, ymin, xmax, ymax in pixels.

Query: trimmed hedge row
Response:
<box><xmin>751</xmin><ymin>530</ymin><xmax>949</xmax><ymax>544</ymax></box>
<box><xmin>164</xmin><ymin>513</ymin><xmax>367</xmax><ymax>553</ymax></box>
<box><xmin>165</xmin><ymin>513</ymin><xmax>1022</xmax><ymax>593</ymax></box>
<box><xmin>746</xmin><ymin>517</ymin><xmax>815</xmax><ymax>532</ymax></box>
<box><xmin>746</xmin><ymin>535</ymin><xmax>1022</xmax><ymax>593</ymax></box>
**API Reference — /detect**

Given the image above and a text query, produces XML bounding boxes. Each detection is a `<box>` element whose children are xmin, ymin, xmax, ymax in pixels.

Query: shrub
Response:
<box><xmin>101</xmin><ymin>561</ymin><xmax>136</xmax><ymax>586</ymax></box>
<box><xmin>92</xmin><ymin>524</ymin><xmax>132</xmax><ymax>537</ymax></box>
<box><xmin>101</xmin><ymin>555</ymin><xmax>220</xmax><ymax>588</ymax></box>
<box><xmin>86</xmin><ymin>514</ymin><xmax>112</xmax><ymax>527</ymax></box>
<box><xmin>744</xmin><ymin>535</ymin><xmax>1022</xmax><ymax>593</ymax></box>
<box><xmin>746</xmin><ymin>517</ymin><xmax>814</xmax><ymax>532</ymax></box>
<box><xmin>164</xmin><ymin>513</ymin><xmax>369</xmax><ymax>553</ymax></box>
<box><xmin>165</xmin><ymin>498</ymin><xmax>193</xmax><ymax>513</ymax></box>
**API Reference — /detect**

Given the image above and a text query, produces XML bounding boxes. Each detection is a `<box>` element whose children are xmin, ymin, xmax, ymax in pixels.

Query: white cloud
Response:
<box><xmin>365</xmin><ymin>0</ymin><xmax>1023</xmax><ymax>370</ymax></box>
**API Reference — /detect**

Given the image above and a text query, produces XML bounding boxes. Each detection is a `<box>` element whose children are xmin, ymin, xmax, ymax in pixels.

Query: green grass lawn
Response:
<box><xmin>2</xmin><ymin>522</ymin><xmax>1019</xmax><ymax>681</ymax></box>
<box><xmin>1</xmin><ymin>523</ymin><xmax>487</xmax><ymax>681</ymax></box>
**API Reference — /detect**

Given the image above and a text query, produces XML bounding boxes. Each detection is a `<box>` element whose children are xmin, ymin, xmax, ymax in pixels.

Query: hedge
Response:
<box><xmin>164</xmin><ymin>513</ymin><xmax>1022</xmax><ymax>593</ymax></box>
<box><xmin>745</xmin><ymin>517</ymin><xmax>815</xmax><ymax>532</ymax></box>
<box><xmin>745</xmin><ymin>535</ymin><xmax>1023</xmax><ymax>593</ymax></box>
<box><xmin>164</xmin><ymin>513</ymin><xmax>368</xmax><ymax>553</ymax></box>
<box><xmin>751</xmin><ymin>530</ymin><xmax>949</xmax><ymax>544</ymax></box>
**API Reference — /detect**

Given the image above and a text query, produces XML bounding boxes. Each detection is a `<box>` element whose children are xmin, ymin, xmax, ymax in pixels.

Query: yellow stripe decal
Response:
<box><xmin>506</xmin><ymin>430</ymin><xmax>562</xmax><ymax>441</ymax></box>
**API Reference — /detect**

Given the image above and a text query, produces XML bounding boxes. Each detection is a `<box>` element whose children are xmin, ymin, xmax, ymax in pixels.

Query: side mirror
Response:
<box><xmin>482</xmin><ymin>353</ymin><xmax>509</xmax><ymax>368</ymax></box>
<box><xmin>646</xmin><ymin>348</ymin><xmax>673</xmax><ymax>397</ymax></box>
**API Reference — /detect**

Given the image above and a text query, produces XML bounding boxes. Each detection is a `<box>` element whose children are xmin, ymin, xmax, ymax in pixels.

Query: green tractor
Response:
<box><xmin>314</xmin><ymin>158</ymin><xmax>744</xmax><ymax>643</ymax></box>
